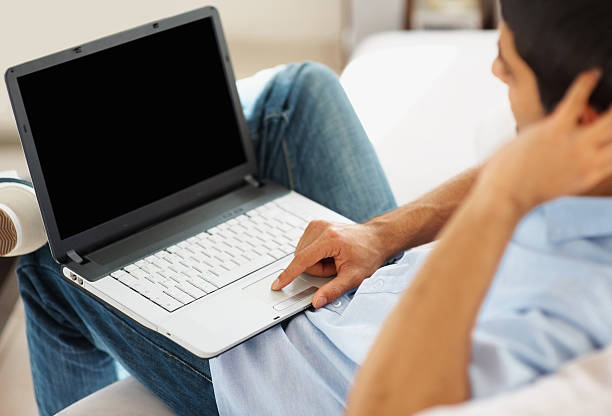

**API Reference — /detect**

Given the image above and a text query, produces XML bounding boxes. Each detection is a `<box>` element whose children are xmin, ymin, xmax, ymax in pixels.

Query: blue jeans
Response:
<box><xmin>17</xmin><ymin>63</ymin><xmax>397</xmax><ymax>416</ymax></box>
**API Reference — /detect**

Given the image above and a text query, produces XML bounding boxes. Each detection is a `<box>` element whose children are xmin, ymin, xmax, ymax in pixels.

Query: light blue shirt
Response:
<box><xmin>210</xmin><ymin>197</ymin><xmax>612</xmax><ymax>415</ymax></box>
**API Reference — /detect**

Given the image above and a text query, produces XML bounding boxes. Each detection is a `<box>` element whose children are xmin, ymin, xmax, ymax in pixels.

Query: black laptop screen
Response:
<box><xmin>17</xmin><ymin>17</ymin><xmax>247</xmax><ymax>239</ymax></box>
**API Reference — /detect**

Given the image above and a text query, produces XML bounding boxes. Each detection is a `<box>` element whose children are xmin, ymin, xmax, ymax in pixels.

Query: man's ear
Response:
<box><xmin>579</xmin><ymin>105</ymin><xmax>600</xmax><ymax>125</ymax></box>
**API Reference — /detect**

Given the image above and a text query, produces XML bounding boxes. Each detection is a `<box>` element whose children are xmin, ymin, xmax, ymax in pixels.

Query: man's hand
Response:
<box><xmin>271</xmin><ymin>220</ymin><xmax>390</xmax><ymax>308</ymax></box>
<box><xmin>478</xmin><ymin>69</ymin><xmax>612</xmax><ymax>214</ymax></box>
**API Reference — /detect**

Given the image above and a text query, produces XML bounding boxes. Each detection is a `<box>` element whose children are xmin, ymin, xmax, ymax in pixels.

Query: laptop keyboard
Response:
<box><xmin>110</xmin><ymin>196</ymin><xmax>312</xmax><ymax>312</ymax></box>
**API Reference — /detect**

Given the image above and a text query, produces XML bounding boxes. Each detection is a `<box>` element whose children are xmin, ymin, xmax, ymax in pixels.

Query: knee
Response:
<box><xmin>17</xmin><ymin>244</ymin><xmax>62</xmax><ymax>302</ymax></box>
<box><xmin>272</xmin><ymin>62</ymin><xmax>342</xmax><ymax>108</ymax></box>
<box><xmin>17</xmin><ymin>244</ymin><xmax>56</xmax><ymax>275</ymax></box>
<box><xmin>296</xmin><ymin>62</ymin><xmax>339</xmax><ymax>89</ymax></box>
<box><xmin>293</xmin><ymin>62</ymin><xmax>341</xmax><ymax>99</ymax></box>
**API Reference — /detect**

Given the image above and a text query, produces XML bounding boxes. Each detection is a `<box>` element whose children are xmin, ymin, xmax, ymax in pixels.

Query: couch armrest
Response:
<box><xmin>56</xmin><ymin>377</ymin><xmax>175</xmax><ymax>416</ymax></box>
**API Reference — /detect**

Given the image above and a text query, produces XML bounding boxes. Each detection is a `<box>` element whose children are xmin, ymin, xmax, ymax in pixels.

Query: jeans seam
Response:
<box><xmin>99</xmin><ymin>299</ymin><xmax>214</xmax><ymax>384</ymax></box>
<box><xmin>281</xmin><ymin>138</ymin><xmax>295</xmax><ymax>190</ymax></box>
<box><xmin>264</xmin><ymin>112</ymin><xmax>289</xmax><ymax>123</ymax></box>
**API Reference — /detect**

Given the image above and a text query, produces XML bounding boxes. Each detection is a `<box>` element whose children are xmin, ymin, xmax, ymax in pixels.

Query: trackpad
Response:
<box><xmin>242</xmin><ymin>270</ymin><xmax>313</xmax><ymax>306</ymax></box>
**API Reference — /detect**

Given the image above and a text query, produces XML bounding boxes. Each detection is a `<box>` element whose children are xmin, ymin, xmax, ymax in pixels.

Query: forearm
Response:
<box><xmin>367</xmin><ymin>166</ymin><xmax>480</xmax><ymax>256</ymax></box>
<box><xmin>347</xmin><ymin>186</ymin><xmax>525</xmax><ymax>416</ymax></box>
<box><xmin>273</xmin><ymin>167</ymin><xmax>481</xmax><ymax>304</ymax></box>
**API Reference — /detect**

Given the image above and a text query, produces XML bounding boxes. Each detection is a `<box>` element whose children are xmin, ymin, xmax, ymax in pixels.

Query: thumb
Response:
<box><xmin>312</xmin><ymin>273</ymin><xmax>358</xmax><ymax>309</ymax></box>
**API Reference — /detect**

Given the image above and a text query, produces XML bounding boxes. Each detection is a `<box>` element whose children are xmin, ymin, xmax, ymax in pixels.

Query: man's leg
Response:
<box><xmin>18</xmin><ymin>62</ymin><xmax>396</xmax><ymax>415</ymax></box>
<box><xmin>17</xmin><ymin>246</ymin><xmax>219</xmax><ymax>416</ymax></box>
<box><xmin>240</xmin><ymin>62</ymin><xmax>397</xmax><ymax>222</ymax></box>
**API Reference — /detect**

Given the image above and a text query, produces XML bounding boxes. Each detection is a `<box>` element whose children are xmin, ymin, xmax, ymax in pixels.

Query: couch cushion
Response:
<box><xmin>56</xmin><ymin>376</ymin><xmax>175</xmax><ymax>416</ymax></box>
<box><xmin>341</xmin><ymin>31</ymin><xmax>515</xmax><ymax>204</ymax></box>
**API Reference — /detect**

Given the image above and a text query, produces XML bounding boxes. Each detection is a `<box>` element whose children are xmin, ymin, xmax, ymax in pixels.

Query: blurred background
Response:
<box><xmin>0</xmin><ymin>1</ymin><xmax>501</xmax><ymax>414</ymax></box>
<box><xmin>0</xmin><ymin>0</ymin><xmax>499</xmax><ymax>146</ymax></box>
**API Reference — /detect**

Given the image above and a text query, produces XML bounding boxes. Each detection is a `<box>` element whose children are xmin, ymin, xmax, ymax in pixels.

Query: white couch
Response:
<box><xmin>58</xmin><ymin>30</ymin><xmax>518</xmax><ymax>415</ymax></box>
<box><xmin>342</xmin><ymin>30</ymin><xmax>514</xmax><ymax>204</ymax></box>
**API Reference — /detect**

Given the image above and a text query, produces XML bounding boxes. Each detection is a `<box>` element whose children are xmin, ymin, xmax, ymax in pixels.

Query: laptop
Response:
<box><xmin>5</xmin><ymin>6</ymin><xmax>351</xmax><ymax>358</ymax></box>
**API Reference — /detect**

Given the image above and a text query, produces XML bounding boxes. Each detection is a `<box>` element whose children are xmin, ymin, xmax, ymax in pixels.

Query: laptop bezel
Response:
<box><xmin>4</xmin><ymin>6</ymin><xmax>259</xmax><ymax>264</ymax></box>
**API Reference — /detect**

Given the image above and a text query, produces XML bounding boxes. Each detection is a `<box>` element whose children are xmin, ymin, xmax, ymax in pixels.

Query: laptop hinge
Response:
<box><xmin>66</xmin><ymin>249</ymin><xmax>86</xmax><ymax>265</ymax></box>
<box><xmin>244</xmin><ymin>174</ymin><xmax>262</xmax><ymax>188</ymax></box>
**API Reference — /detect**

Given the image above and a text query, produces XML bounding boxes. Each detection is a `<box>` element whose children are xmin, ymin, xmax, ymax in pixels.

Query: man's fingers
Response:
<box><xmin>304</xmin><ymin>259</ymin><xmax>337</xmax><ymax>277</ymax></box>
<box><xmin>272</xmin><ymin>238</ymin><xmax>337</xmax><ymax>290</ymax></box>
<box><xmin>583</xmin><ymin>105</ymin><xmax>612</xmax><ymax>146</ymax></box>
<box><xmin>555</xmin><ymin>69</ymin><xmax>602</xmax><ymax>128</ymax></box>
<box><xmin>311</xmin><ymin>274</ymin><xmax>358</xmax><ymax>309</ymax></box>
<box><xmin>295</xmin><ymin>220</ymin><xmax>329</xmax><ymax>251</ymax></box>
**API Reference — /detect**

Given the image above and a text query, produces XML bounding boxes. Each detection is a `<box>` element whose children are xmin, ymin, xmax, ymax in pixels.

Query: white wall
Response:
<box><xmin>0</xmin><ymin>0</ymin><xmax>345</xmax><ymax>143</ymax></box>
<box><xmin>348</xmin><ymin>0</ymin><xmax>405</xmax><ymax>48</ymax></box>
<box><xmin>0</xmin><ymin>1</ymin><xmax>344</xmax><ymax>59</ymax></box>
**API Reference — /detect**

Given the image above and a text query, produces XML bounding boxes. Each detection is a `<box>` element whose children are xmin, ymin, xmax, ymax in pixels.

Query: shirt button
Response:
<box><xmin>374</xmin><ymin>279</ymin><xmax>384</xmax><ymax>290</ymax></box>
<box><xmin>332</xmin><ymin>300</ymin><xmax>342</xmax><ymax>308</ymax></box>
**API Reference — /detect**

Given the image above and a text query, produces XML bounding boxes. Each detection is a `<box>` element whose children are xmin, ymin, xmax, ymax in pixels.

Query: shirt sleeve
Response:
<box><xmin>468</xmin><ymin>308</ymin><xmax>597</xmax><ymax>398</ymax></box>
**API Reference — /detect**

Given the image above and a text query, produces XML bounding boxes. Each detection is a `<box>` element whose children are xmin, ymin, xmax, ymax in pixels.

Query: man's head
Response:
<box><xmin>494</xmin><ymin>0</ymin><xmax>612</xmax><ymax>130</ymax></box>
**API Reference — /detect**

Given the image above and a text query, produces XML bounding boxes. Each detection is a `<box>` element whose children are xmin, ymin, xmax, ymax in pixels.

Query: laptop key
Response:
<box><xmin>133</xmin><ymin>280</ymin><xmax>162</xmax><ymax>298</ymax></box>
<box><xmin>282</xmin><ymin>214</ymin><xmax>307</xmax><ymax>228</ymax></box>
<box><xmin>189</xmin><ymin>278</ymin><xmax>218</xmax><ymax>293</ymax></box>
<box><xmin>279</xmin><ymin>244</ymin><xmax>295</xmax><ymax>255</ymax></box>
<box><xmin>117</xmin><ymin>273</ymin><xmax>140</xmax><ymax>288</ymax></box>
<box><xmin>114</xmin><ymin>195</ymin><xmax>323</xmax><ymax>312</ymax></box>
<box><xmin>124</xmin><ymin>264</ymin><xmax>139</xmax><ymax>273</ymax></box>
<box><xmin>207</xmin><ymin>254</ymin><xmax>275</xmax><ymax>288</ymax></box>
<box><xmin>130</xmin><ymin>269</ymin><xmax>148</xmax><ymax>279</ymax></box>
<box><xmin>151</xmin><ymin>293</ymin><xmax>182</xmax><ymax>312</ymax></box>
<box><xmin>111</xmin><ymin>270</ymin><xmax>128</xmax><ymax>279</ymax></box>
<box><xmin>178</xmin><ymin>282</ymin><xmax>206</xmax><ymax>299</ymax></box>
<box><xmin>165</xmin><ymin>286</ymin><xmax>194</xmax><ymax>304</ymax></box>
<box><xmin>269</xmin><ymin>249</ymin><xmax>287</xmax><ymax>260</ymax></box>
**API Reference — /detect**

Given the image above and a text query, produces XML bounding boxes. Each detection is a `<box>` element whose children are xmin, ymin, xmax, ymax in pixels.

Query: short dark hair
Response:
<box><xmin>500</xmin><ymin>0</ymin><xmax>612</xmax><ymax>113</ymax></box>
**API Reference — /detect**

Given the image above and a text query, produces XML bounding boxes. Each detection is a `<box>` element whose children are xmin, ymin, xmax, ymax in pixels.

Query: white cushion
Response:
<box><xmin>56</xmin><ymin>376</ymin><xmax>174</xmax><ymax>416</ymax></box>
<box><xmin>341</xmin><ymin>31</ymin><xmax>515</xmax><ymax>204</ymax></box>
<box><xmin>420</xmin><ymin>344</ymin><xmax>612</xmax><ymax>416</ymax></box>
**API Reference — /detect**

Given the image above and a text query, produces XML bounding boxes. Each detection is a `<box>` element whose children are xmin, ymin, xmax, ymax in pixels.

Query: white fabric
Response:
<box><xmin>56</xmin><ymin>376</ymin><xmax>175</xmax><ymax>416</ymax></box>
<box><xmin>420</xmin><ymin>345</ymin><xmax>612</xmax><ymax>416</ymax></box>
<box><xmin>340</xmin><ymin>30</ymin><xmax>515</xmax><ymax>205</ymax></box>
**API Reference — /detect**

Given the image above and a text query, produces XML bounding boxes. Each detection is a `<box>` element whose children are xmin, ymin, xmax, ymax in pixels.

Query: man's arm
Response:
<box><xmin>345</xmin><ymin>70</ymin><xmax>612</xmax><ymax>415</ymax></box>
<box><xmin>272</xmin><ymin>167</ymin><xmax>480</xmax><ymax>307</ymax></box>
<box><xmin>367</xmin><ymin>166</ymin><xmax>480</xmax><ymax>254</ymax></box>
<box><xmin>346</xmin><ymin>185</ymin><xmax>523</xmax><ymax>415</ymax></box>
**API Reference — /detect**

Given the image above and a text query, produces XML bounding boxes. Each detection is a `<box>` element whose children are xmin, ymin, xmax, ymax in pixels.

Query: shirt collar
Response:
<box><xmin>542</xmin><ymin>197</ymin><xmax>612</xmax><ymax>243</ymax></box>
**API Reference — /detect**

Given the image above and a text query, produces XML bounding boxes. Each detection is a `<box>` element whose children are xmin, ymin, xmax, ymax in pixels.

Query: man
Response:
<box><xmin>10</xmin><ymin>1</ymin><xmax>612</xmax><ymax>415</ymax></box>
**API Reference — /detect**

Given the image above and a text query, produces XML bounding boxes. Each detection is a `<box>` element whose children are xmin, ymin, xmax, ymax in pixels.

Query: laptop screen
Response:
<box><xmin>17</xmin><ymin>16</ymin><xmax>247</xmax><ymax>239</ymax></box>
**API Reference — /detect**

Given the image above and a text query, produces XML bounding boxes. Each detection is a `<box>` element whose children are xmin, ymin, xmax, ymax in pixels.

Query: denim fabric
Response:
<box><xmin>238</xmin><ymin>63</ymin><xmax>396</xmax><ymax>223</ymax></box>
<box><xmin>17</xmin><ymin>62</ymin><xmax>397</xmax><ymax>416</ymax></box>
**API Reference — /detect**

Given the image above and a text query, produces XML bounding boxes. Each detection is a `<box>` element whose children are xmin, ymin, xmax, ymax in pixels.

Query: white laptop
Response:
<box><xmin>5</xmin><ymin>6</ymin><xmax>351</xmax><ymax>358</ymax></box>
